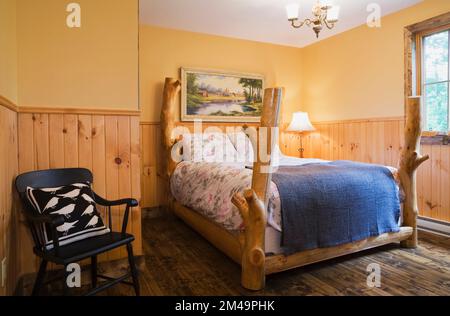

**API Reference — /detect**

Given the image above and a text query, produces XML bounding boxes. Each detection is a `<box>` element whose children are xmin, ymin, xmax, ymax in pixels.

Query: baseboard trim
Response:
<box><xmin>418</xmin><ymin>216</ymin><xmax>450</xmax><ymax>237</ymax></box>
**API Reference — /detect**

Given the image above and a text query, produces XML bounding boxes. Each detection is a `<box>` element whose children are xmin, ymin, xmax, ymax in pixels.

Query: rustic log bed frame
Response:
<box><xmin>160</xmin><ymin>77</ymin><xmax>429</xmax><ymax>291</ymax></box>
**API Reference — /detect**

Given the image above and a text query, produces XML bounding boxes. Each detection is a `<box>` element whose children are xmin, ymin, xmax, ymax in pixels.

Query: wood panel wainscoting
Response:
<box><xmin>0</xmin><ymin>97</ymin><xmax>19</xmax><ymax>296</ymax></box>
<box><xmin>140</xmin><ymin>117</ymin><xmax>450</xmax><ymax>223</ymax></box>
<box><xmin>16</xmin><ymin>109</ymin><xmax>142</xmax><ymax>278</ymax></box>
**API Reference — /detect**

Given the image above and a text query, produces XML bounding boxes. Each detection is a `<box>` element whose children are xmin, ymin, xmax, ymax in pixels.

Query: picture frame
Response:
<box><xmin>181</xmin><ymin>68</ymin><xmax>265</xmax><ymax>122</ymax></box>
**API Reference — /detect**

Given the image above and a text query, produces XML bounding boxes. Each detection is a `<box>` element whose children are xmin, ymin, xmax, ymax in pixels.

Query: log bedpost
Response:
<box><xmin>160</xmin><ymin>77</ymin><xmax>181</xmax><ymax>210</ymax></box>
<box><xmin>232</xmin><ymin>87</ymin><xmax>284</xmax><ymax>291</ymax></box>
<box><xmin>399</xmin><ymin>96</ymin><xmax>429</xmax><ymax>248</ymax></box>
<box><xmin>160</xmin><ymin>78</ymin><xmax>181</xmax><ymax>180</ymax></box>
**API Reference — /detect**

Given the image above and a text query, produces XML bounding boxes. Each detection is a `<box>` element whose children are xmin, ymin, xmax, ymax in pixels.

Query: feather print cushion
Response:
<box><xmin>26</xmin><ymin>182</ymin><xmax>110</xmax><ymax>249</ymax></box>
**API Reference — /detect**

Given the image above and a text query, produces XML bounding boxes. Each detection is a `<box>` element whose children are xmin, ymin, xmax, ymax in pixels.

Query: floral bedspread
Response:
<box><xmin>170</xmin><ymin>160</ymin><xmax>401</xmax><ymax>232</ymax></box>
<box><xmin>170</xmin><ymin>161</ymin><xmax>281</xmax><ymax>231</ymax></box>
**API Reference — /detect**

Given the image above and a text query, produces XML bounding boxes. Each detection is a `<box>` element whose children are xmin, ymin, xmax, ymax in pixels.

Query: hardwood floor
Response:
<box><xmin>25</xmin><ymin>209</ymin><xmax>450</xmax><ymax>296</ymax></box>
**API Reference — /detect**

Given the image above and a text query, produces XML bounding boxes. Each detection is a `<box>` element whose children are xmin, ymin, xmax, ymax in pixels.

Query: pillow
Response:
<box><xmin>182</xmin><ymin>132</ymin><xmax>238</xmax><ymax>163</ymax></box>
<box><xmin>26</xmin><ymin>182</ymin><xmax>110</xmax><ymax>250</ymax></box>
<box><xmin>227</xmin><ymin>131</ymin><xmax>255</xmax><ymax>167</ymax></box>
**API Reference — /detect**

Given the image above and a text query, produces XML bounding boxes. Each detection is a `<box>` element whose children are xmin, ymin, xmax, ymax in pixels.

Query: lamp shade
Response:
<box><xmin>287</xmin><ymin>112</ymin><xmax>315</xmax><ymax>132</ymax></box>
<box><xmin>286</xmin><ymin>3</ymin><xmax>300</xmax><ymax>20</ymax></box>
<box><xmin>327</xmin><ymin>5</ymin><xmax>340</xmax><ymax>23</ymax></box>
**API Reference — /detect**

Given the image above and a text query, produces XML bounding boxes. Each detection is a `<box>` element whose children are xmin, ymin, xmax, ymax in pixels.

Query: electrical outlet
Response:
<box><xmin>1</xmin><ymin>257</ymin><xmax>6</xmax><ymax>288</ymax></box>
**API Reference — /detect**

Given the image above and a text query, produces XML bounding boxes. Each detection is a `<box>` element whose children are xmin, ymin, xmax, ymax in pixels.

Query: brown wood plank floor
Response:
<box><xmin>29</xmin><ymin>210</ymin><xmax>450</xmax><ymax>296</ymax></box>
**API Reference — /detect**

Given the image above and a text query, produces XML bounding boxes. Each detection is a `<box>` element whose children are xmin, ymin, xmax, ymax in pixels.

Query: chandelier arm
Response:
<box><xmin>290</xmin><ymin>19</ymin><xmax>306</xmax><ymax>29</ymax></box>
<box><xmin>323</xmin><ymin>19</ymin><xmax>336</xmax><ymax>30</ymax></box>
<box><xmin>304</xmin><ymin>19</ymin><xmax>313</xmax><ymax>27</ymax></box>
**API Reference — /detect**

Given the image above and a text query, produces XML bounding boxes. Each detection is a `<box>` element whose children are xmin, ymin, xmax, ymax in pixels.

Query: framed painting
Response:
<box><xmin>181</xmin><ymin>68</ymin><xmax>265</xmax><ymax>122</ymax></box>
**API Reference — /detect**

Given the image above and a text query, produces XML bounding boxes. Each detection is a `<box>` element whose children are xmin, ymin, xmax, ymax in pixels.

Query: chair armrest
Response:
<box><xmin>24</xmin><ymin>213</ymin><xmax>65</xmax><ymax>255</ymax></box>
<box><xmin>93</xmin><ymin>192</ymin><xmax>138</xmax><ymax>235</ymax></box>
<box><xmin>26</xmin><ymin>213</ymin><xmax>66</xmax><ymax>227</ymax></box>
<box><xmin>93</xmin><ymin>193</ymin><xmax>138</xmax><ymax>207</ymax></box>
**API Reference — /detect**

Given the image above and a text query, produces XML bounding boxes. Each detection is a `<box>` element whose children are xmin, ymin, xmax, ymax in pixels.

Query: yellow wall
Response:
<box><xmin>16</xmin><ymin>0</ymin><xmax>139</xmax><ymax>109</ymax></box>
<box><xmin>301</xmin><ymin>0</ymin><xmax>450</xmax><ymax>122</ymax></box>
<box><xmin>0</xmin><ymin>0</ymin><xmax>18</xmax><ymax>104</ymax></box>
<box><xmin>139</xmin><ymin>25</ymin><xmax>303</xmax><ymax>123</ymax></box>
<box><xmin>7</xmin><ymin>0</ymin><xmax>448</xmax><ymax>120</ymax></box>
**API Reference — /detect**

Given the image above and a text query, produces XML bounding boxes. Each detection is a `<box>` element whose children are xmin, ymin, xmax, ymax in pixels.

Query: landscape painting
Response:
<box><xmin>181</xmin><ymin>68</ymin><xmax>264</xmax><ymax>122</ymax></box>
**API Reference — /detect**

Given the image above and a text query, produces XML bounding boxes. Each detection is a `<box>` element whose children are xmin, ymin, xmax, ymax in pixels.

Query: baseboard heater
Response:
<box><xmin>418</xmin><ymin>216</ymin><xmax>450</xmax><ymax>237</ymax></box>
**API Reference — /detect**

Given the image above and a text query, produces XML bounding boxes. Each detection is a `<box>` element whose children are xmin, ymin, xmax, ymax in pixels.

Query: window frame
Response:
<box><xmin>415</xmin><ymin>23</ymin><xmax>450</xmax><ymax>135</ymax></box>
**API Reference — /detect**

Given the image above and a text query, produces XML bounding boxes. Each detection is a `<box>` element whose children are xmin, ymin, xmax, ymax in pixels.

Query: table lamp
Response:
<box><xmin>286</xmin><ymin>112</ymin><xmax>315</xmax><ymax>158</ymax></box>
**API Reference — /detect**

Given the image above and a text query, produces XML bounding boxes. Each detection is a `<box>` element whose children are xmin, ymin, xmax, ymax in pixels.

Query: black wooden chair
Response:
<box><xmin>15</xmin><ymin>168</ymin><xmax>140</xmax><ymax>296</ymax></box>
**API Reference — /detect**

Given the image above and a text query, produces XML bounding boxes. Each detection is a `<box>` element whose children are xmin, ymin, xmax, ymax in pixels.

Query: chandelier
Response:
<box><xmin>286</xmin><ymin>1</ymin><xmax>340</xmax><ymax>38</ymax></box>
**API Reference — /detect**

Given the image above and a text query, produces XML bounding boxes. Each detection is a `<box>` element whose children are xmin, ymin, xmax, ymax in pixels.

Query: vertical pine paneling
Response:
<box><xmin>17</xmin><ymin>114</ymin><xmax>36</xmax><ymax>275</ymax></box>
<box><xmin>390</xmin><ymin>121</ymin><xmax>401</xmax><ymax>168</ymax></box>
<box><xmin>130</xmin><ymin>117</ymin><xmax>142</xmax><ymax>255</ymax></box>
<box><xmin>63</xmin><ymin>115</ymin><xmax>79</xmax><ymax>168</ymax></box>
<box><xmin>91</xmin><ymin>116</ymin><xmax>106</xmax><ymax>196</ymax></box>
<box><xmin>105</xmin><ymin>116</ymin><xmax>120</xmax><ymax>261</ymax></box>
<box><xmin>420</xmin><ymin>145</ymin><xmax>433</xmax><ymax>218</ymax></box>
<box><xmin>18</xmin><ymin>114</ymin><xmax>35</xmax><ymax>173</ymax></box>
<box><xmin>49</xmin><ymin>114</ymin><xmax>65</xmax><ymax>168</ymax></box>
<box><xmin>319</xmin><ymin>124</ymin><xmax>331</xmax><ymax>160</ymax></box>
<box><xmin>155</xmin><ymin>126</ymin><xmax>166</xmax><ymax>207</ymax></box>
<box><xmin>440</xmin><ymin>146</ymin><xmax>450</xmax><ymax>221</ymax></box>
<box><xmin>118</xmin><ymin>116</ymin><xmax>132</xmax><ymax>259</ymax></box>
<box><xmin>358</xmin><ymin>123</ymin><xmax>367</xmax><ymax>163</ymax></box>
<box><xmin>78</xmin><ymin>115</ymin><xmax>93</xmax><ymax>170</ymax></box>
<box><xmin>373</xmin><ymin>121</ymin><xmax>385</xmax><ymax>165</ymax></box>
<box><xmin>33</xmin><ymin>114</ymin><xmax>50</xmax><ymax>171</ymax></box>
<box><xmin>91</xmin><ymin>115</ymin><xmax>108</xmax><ymax>263</ymax></box>
<box><xmin>417</xmin><ymin>151</ymin><xmax>425</xmax><ymax>218</ymax></box>
<box><xmin>430</xmin><ymin>145</ymin><xmax>441</xmax><ymax>220</ymax></box>
<box><xmin>330</xmin><ymin>124</ymin><xmax>340</xmax><ymax>161</ymax></box>
<box><xmin>383</xmin><ymin>121</ymin><xmax>394</xmax><ymax>167</ymax></box>
<box><xmin>141</xmin><ymin>124</ymin><xmax>157</xmax><ymax>207</ymax></box>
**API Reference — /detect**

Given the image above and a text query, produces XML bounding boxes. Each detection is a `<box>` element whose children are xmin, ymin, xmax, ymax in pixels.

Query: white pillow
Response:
<box><xmin>227</xmin><ymin>131</ymin><xmax>255</xmax><ymax>167</ymax></box>
<box><xmin>182</xmin><ymin>132</ymin><xmax>238</xmax><ymax>163</ymax></box>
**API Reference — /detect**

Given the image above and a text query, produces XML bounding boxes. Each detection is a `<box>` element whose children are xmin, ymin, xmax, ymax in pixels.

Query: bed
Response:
<box><xmin>160</xmin><ymin>78</ymin><xmax>429</xmax><ymax>290</ymax></box>
<box><xmin>170</xmin><ymin>157</ymin><xmax>403</xmax><ymax>256</ymax></box>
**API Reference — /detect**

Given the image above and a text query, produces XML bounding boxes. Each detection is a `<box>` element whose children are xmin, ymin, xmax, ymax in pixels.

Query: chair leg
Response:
<box><xmin>32</xmin><ymin>260</ymin><xmax>48</xmax><ymax>296</ymax></box>
<box><xmin>62</xmin><ymin>264</ymin><xmax>70</xmax><ymax>296</ymax></box>
<box><xmin>91</xmin><ymin>256</ymin><xmax>98</xmax><ymax>289</ymax></box>
<box><xmin>126</xmin><ymin>243</ymin><xmax>140</xmax><ymax>296</ymax></box>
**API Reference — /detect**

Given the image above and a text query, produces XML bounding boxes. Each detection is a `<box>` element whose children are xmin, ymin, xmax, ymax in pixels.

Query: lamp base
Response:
<box><xmin>298</xmin><ymin>148</ymin><xmax>305</xmax><ymax>159</ymax></box>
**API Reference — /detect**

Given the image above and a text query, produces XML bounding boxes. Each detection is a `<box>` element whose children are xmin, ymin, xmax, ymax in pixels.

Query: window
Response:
<box><xmin>416</xmin><ymin>25</ymin><xmax>450</xmax><ymax>133</ymax></box>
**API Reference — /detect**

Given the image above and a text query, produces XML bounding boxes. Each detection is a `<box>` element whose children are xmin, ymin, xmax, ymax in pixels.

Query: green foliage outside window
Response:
<box><xmin>423</xmin><ymin>30</ymin><xmax>449</xmax><ymax>132</ymax></box>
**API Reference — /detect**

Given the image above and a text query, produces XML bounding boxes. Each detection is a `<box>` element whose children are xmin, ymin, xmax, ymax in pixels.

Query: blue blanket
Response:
<box><xmin>271</xmin><ymin>161</ymin><xmax>400</xmax><ymax>255</ymax></box>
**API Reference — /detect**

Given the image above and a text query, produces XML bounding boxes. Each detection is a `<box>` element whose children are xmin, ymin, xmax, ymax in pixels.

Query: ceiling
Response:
<box><xmin>139</xmin><ymin>0</ymin><xmax>422</xmax><ymax>48</ymax></box>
